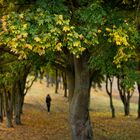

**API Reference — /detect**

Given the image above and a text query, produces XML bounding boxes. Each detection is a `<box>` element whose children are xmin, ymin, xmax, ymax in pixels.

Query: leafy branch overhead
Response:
<box><xmin>0</xmin><ymin>3</ymin><xmax>139</xmax><ymax>68</ymax></box>
<box><xmin>0</xmin><ymin>8</ymin><xmax>91</xmax><ymax>59</ymax></box>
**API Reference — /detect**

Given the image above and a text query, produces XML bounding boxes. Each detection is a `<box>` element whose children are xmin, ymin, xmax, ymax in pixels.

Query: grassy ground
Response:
<box><xmin>0</xmin><ymin>79</ymin><xmax>140</xmax><ymax>140</ymax></box>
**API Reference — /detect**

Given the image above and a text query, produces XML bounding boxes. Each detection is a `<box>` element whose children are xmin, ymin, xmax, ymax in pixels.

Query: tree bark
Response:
<box><xmin>15</xmin><ymin>64</ymin><xmax>31</xmax><ymax>123</ymax></box>
<box><xmin>69</xmin><ymin>55</ymin><xmax>93</xmax><ymax>140</ymax></box>
<box><xmin>137</xmin><ymin>83</ymin><xmax>140</xmax><ymax>118</ymax></box>
<box><xmin>67</xmin><ymin>71</ymin><xmax>75</xmax><ymax>102</ymax></box>
<box><xmin>3</xmin><ymin>89</ymin><xmax>13</xmax><ymax>128</ymax></box>
<box><xmin>137</xmin><ymin>60</ymin><xmax>140</xmax><ymax>118</ymax></box>
<box><xmin>105</xmin><ymin>76</ymin><xmax>115</xmax><ymax>118</ymax></box>
<box><xmin>0</xmin><ymin>92</ymin><xmax>3</xmax><ymax>123</ymax></box>
<box><xmin>20</xmin><ymin>94</ymin><xmax>25</xmax><ymax>114</ymax></box>
<box><xmin>109</xmin><ymin>95</ymin><xmax>115</xmax><ymax>118</ymax></box>
<box><xmin>62</xmin><ymin>72</ymin><xmax>67</xmax><ymax>97</ymax></box>
<box><xmin>6</xmin><ymin>111</ymin><xmax>13</xmax><ymax>128</ymax></box>
<box><xmin>46</xmin><ymin>74</ymin><xmax>50</xmax><ymax>87</ymax></box>
<box><xmin>123</xmin><ymin>92</ymin><xmax>131</xmax><ymax>116</ymax></box>
<box><xmin>14</xmin><ymin>81</ymin><xmax>22</xmax><ymax>125</ymax></box>
<box><xmin>117</xmin><ymin>77</ymin><xmax>131</xmax><ymax>116</ymax></box>
<box><xmin>55</xmin><ymin>69</ymin><xmax>59</xmax><ymax>93</ymax></box>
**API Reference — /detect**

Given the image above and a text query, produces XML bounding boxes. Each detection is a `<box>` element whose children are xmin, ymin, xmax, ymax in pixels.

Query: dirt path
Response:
<box><xmin>0</xmin><ymin>80</ymin><xmax>139</xmax><ymax>140</ymax></box>
<box><xmin>25</xmin><ymin>79</ymin><xmax>69</xmax><ymax>112</ymax></box>
<box><xmin>0</xmin><ymin>80</ymin><xmax>70</xmax><ymax>140</ymax></box>
<box><xmin>25</xmin><ymin>79</ymin><xmax>138</xmax><ymax>114</ymax></box>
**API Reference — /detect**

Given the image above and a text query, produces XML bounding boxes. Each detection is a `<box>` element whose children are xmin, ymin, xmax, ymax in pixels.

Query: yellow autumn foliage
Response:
<box><xmin>55</xmin><ymin>42</ymin><xmax>62</xmax><ymax>51</ymax></box>
<box><xmin>34</xmin><ymin>37</ymin><xmax>41</xmax><ymax>42</ymax></box>
<box><xmin>111</xmin><ymin>31</ymin><xmax>129</xmax><ymax>46</ymax></box>
<box><xmin>22</xmin><ymin>32</ymin><xmax>28</xmax><ymax>38</ymax></box>
<box><xmin>73</xmin><ymin>41</ymin><xmax>81</xmax><ymax>47</ymax></box>
<box><xmin>63</xmin><ymin>26</ymin><xmax>70</xmax><ymax>32</ymax></box>
<box><xmin>25</xmin><ymin>44</ymin><xmax>33</xmax><ymax>50</ymax></box>
<box><xmin>19</xmin><ymin>13</ymin><xmax>24</xmax><ymax>19</ymax></box>
<box><xmin>56</xmin><ymin>15</ymin><xmax>64</xmax><ymax>25</ymax></box>
<box><xmin>23</xmin><ymin>24</ymin><xmax>28</xmax><ymax>29</ymax></box>
<box><xmin>98</xmin><ymin>29</ymin><xmax>102</xmax><ymax>33</ymax></box>
<box><xmin>105</xmin><ymin>27</ymin><xmax>111</xmax><ymax>32</ymax></box>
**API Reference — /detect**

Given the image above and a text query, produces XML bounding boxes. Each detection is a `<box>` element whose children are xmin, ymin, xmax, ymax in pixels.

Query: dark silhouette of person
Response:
<box><xmin>46</xmin><ymin>94</ymin><xmax>52</xmax><ymax>113</ymax></box>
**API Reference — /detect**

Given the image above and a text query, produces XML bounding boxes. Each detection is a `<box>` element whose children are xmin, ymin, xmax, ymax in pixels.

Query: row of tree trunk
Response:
<box><xmin>46</xmin><ymin>53</ymin><xmax>140</xmax><ymax>140</ymax></box>
<box><xmin>0</xmin><ymin>64</ymin><xmax>31</xmax><ymax>127</ymax></box>
<box><xmin>46</xmin><ymin>70</ymin><xmax>68</xmax><ymax>97</ymax></box>
<box><xmin>106</xmin><ymin>75</ymin><xmax>140</xmax><ymax>118</ymax></box>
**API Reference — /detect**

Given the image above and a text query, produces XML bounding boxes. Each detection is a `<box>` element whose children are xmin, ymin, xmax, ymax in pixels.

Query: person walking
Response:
<box><xmin>46</xmin><ymin>94</ymin><xmax>52</xmax><ymax>113</ymax></box>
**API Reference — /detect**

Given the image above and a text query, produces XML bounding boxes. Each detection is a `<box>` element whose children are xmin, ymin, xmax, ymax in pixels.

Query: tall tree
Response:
<box><xmin>0</xmin><ymin>0</ymin><xmax>139</xmax><ymax>139</ymax></box>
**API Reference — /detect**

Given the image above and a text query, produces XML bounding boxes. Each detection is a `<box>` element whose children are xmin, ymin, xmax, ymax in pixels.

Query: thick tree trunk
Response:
<box><xmin>6</xmin><ymin>111</ymin><xmax>13</xmax><ymax>128</ymax></box>
<box><xmin>70</xmin><ymin>56</ymin><xmax>93</xmax><ymax>140</ymax></box>
<box><xmin>14</xmin><ymin>74</ymin><xmax>27</xmax><ymax>124</ymax></box>
<box><xmin>14</xmin><ymin>64</ymin><xmax>30</xmax><ymax>124</ymax></box>
<box><xmin>18</xmin><ymin>64</ymin><xmax>31</xmax><ymax>114</ymax></box>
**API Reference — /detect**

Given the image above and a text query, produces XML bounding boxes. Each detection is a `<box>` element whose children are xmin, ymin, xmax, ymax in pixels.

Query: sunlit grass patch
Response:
<box><xmin>91</xmin><ymin>112</ymin><xmax>140</xmax><ymax>140</ymax></box>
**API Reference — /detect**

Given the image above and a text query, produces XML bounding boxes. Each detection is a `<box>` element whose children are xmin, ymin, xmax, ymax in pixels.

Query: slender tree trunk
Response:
<box><xmin>64</xmin><ymin>83</ymin><xmax>67</xmax><ymax>97</ymax></box>
<box><xmin>67</xmin><ymin>71</ymin><xmax>75</xmax><ymax>102</ymax></box>
<box><xmin>3</xmin><ymin>90</ymin><xmax>13</xmax><ymax>128</ymax></box>
<box><xmin>20</xmin><ymin>94</ymin><xmax>25</xmax><ymax>114</ymax></box>
<box><xmin>124</xmin><ymin>92</ymin><xmax>131</xmax><ymax>116</ymax></box>
<box><xmin>49</xmin><ymin>77</ymin><xmax>54</xmax><ymax>87</ymax></box>
<box><xmin>62</xmin><ymin>72</ymin><xmax>67</xmax><ymax>97</ymax></box>
<box><xmin>55</xmin><ymin>69</ymin><xmax>59</xmax><ymax>93</ymax></box>
<box><xmin>0</xmin><ymin>92</ymin><xmax>3</xmax><ymax>123</ymax></box>
<box><xmin>136</xmin><ymin>0</ymin><xmax>140</xmax><ymax>117</ymax></box>
<box><xmin>15</xmin><ymin>81</ymin><xmax>22</xmax><ymax>125</ymax></box>
<box><xmin>46</xmin><ymin>74</ymin><xmax>50</xmax><ymax>87</ymax></box>
<box><xmin>106</xmin><ymin>76</ymin><xmax>115</xmax><ymax>118</ymax></box>
<box><xmin>137</xmin><ymin>60</ymin><xmax>140</xmax><ymax>118</ymax></box>
<box><xmin>70</xmin><ymin>55</ymin><xmax>93</xmax><ymax>140</ymax></box>
<box><xmin>124</xmin><ymin>102</ymin><xmax>130</xmax><ymax>116</ymax></box>
<box><xmin>109</xmin><ymin>95</ymin><xmax>115</xmax><ymax>118</ymax></box>
<box><xmin>138</xmin><ymin>84</ymin><xmax>140</xmax><ymax>118</ymax></box>
<box><xmin>3</xmin><ymin>91</ymin><xmax>6</xmax><ymax>117</ymax></box>
<box><xmin>13</xmin><ymin>91</ymin><xmax>16</xmax><ymax>116</ymax></box>
<box><xmin>117</xmin><ymin>77</ymin><xmax>131</xmax><ymax>116</ymax></box>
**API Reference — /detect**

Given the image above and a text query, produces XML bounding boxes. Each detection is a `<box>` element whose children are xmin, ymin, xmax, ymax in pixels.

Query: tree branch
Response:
<box><xmin>0</xmin><ymin>45</ymin><xmax>20</xmax><ymax>57</ymax></box>
<box><xmin>24</xmin><ymin>76</ymin><xmax>36</xmax><ymax>96</ymax></box>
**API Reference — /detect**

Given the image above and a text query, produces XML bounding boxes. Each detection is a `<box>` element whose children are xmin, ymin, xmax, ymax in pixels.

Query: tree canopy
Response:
<box><xmin>0</xmin><ymin>0</ymin><xmax>140</xmax><ymax>139</ymax></box>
